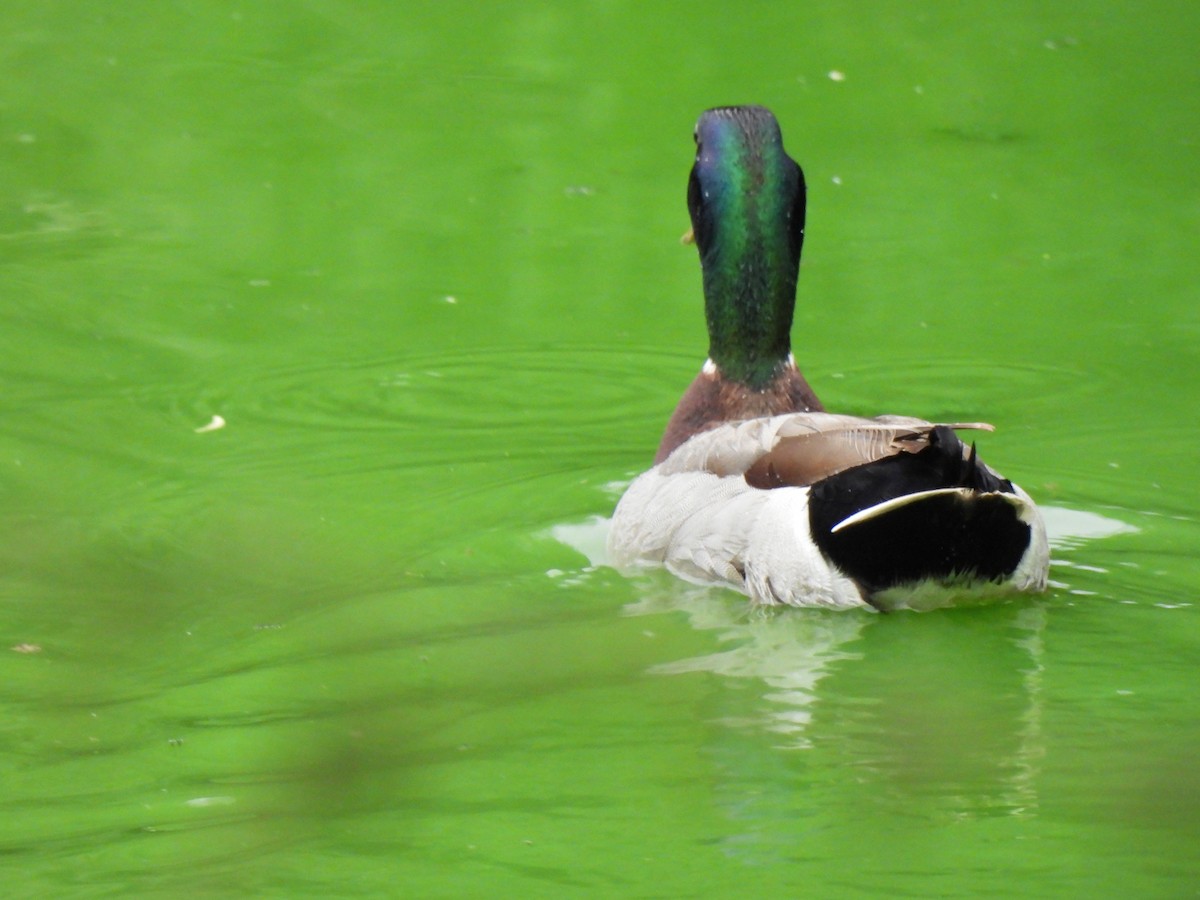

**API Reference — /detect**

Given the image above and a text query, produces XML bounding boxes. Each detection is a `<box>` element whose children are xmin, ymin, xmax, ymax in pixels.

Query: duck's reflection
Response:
<box><xmin>555</xmin><ymin>505</ymin><xmax>1134</xmax><ymax>831</ymax></box>
<box><xmin>619</xmin><ymin>577</ymin><xmax>1053</xmax><ymax>859</ymax></box>
<box><xmin>624</xmin><ymin>587</ymin><xmax>867</xmax><ymax>750</ymax></box>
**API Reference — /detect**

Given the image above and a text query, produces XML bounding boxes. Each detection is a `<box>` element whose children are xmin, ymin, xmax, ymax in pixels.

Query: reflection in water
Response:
<box><xmin>552</xmin><ymin>505</ymin><xmax>1136</xmax><ymax>830</ymax></box>
<box><xmin>552</xmin><ymin>520</ymin><xmax>854</xmax><ymax>757</ymax></box>
<box><xmin>552</xmin><ymin>508</ymin><xmax>1132</xmax><ymax>720</ymax></box>
<box><xmin>619</xmin><ymin>590</ymin><xmax>1040</xmax><ymax>820</ymax></box>
<box><xmin>626</xmin><ymin>587</ymin><xmax>867</xmax><ymax>750</ymax></box>
<box><xmin>1009</xmin><ymin>604</ymin><xmax>1047</xmax><ymax>817</ymax></box>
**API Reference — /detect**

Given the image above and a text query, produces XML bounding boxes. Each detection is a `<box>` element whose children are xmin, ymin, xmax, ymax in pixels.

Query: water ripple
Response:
<box><xmin>142</xmin><ymin>344</ymin><xmax>677</xmax><ymax>442</ymax></box>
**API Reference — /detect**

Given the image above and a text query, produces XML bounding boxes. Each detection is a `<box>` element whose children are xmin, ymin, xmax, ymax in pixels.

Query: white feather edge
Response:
<box><xmin>830</xmin><ymin>487</ymin><xmax>1037</xmax><ymax>534</ymax></box>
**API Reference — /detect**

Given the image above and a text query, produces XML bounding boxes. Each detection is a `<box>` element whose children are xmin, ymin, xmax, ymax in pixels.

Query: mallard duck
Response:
<box><xmin>608</xmin><ymin>105</ymin><xmax>1049</xmax><ymax>611</ymax></box>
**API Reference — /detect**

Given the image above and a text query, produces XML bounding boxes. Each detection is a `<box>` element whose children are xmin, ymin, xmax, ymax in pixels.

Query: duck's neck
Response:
<box><xmin>688</xmin><ymin>106</ymin><xmax>806</xmax><ymax>391</ymax></box>
<box><xmin>700</xmin><ymin>226</ymin><xmax>801</xmax><ymax>389</ymax></box>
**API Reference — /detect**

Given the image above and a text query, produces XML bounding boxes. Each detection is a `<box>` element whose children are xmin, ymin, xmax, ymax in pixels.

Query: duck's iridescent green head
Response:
<box><xmin>687</xmin><ymin>106</ymin><xmax>806</xmax><ymax>389</ymax></box>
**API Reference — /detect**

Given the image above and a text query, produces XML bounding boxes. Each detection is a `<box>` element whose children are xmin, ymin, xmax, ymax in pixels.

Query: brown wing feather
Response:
<box><xmin>742</xmin><ymin>417</ymin><xmax>994</xmax><ymax>489</ymax></box>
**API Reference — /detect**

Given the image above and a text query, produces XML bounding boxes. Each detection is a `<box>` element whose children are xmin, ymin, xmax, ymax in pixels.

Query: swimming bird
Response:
<box><xmin>608</xmin><ymin>105</ymin><xmax>1049</xmax><ymax>611</ymax></box>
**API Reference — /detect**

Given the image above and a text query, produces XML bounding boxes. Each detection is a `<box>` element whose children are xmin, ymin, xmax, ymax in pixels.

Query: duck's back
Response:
<box><xmin>655</xmin><ymin>357</ymin><xmax>822</xmax><ymax>463</ymax></box>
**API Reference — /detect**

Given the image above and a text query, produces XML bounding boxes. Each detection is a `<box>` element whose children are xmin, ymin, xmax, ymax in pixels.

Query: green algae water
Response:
<box><xmin>2</xmin><ymin>3</ymin><xmax>1197</xmax><ymax>896</ymax></box>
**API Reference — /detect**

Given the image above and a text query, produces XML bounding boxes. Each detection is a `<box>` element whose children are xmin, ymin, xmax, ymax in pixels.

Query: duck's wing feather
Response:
<box><xmin>658</xmin><ymin>412</ymin><xmax>994</xmax><ymax>488</ymax></box>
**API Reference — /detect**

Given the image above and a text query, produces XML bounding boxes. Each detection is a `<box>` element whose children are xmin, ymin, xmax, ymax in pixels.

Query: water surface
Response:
<box><xmin>2</xmin><ymin>3</ymin><xmax>1197</xmax><ymax>896</ymax></box>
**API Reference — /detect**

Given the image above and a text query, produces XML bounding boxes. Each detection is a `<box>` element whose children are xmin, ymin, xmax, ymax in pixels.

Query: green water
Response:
<box><xmin>2</xmin><ymin>2</ymin><xmax>1198</xmax><ymax>896</ymax></box>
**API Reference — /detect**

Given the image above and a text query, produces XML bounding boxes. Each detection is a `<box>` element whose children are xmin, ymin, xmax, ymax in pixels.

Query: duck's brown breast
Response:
<box><xmin>654</xmin><ymin>361</ymin><xmax>822</xmax><ymax>463</ymax></box>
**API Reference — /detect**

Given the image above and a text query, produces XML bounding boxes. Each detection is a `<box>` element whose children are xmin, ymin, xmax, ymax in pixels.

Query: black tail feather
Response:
<box><xmin>808</xmin><ymin>428</ymin><xmax>1029</xmax><ymax>595</ymax></box>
